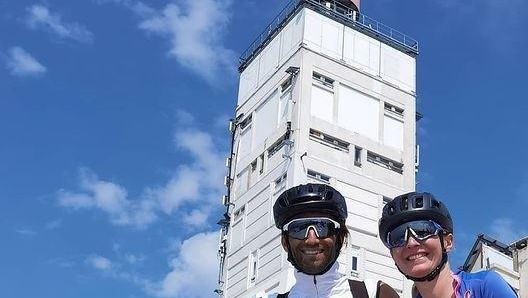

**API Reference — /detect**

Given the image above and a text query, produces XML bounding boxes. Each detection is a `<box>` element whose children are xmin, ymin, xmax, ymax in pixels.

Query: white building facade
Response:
<box><xmin>217</xmin><ymin>1</ymin><xmax>419</xmax><ymax>297</ymax></box>
<box><xmin>462</xmin><ymin>234</ymin><xmax>528</xmax><ymax>297</ymax></box>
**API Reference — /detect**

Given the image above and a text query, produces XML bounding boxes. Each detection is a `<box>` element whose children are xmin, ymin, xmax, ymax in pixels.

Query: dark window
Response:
<box><xmin>354</xmin><ymin>146</ymin><xmax>362</xmax><ymax>166</ymax></box>
<box><xmin>367</xmin><ymin>151</ymin><xmax>404</xmax><ymax>174</ymax></box>
<box><xmin>309</xmin><ymin>129</ymin><xmax>349</xmax><ymax>152</ymax></box>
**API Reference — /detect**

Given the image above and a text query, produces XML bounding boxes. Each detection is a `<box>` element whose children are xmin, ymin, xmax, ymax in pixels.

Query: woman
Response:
<box><xmin>378</xmin><ymin>192</ymin><xmax>517</xmax><ymax>298</ymax></box>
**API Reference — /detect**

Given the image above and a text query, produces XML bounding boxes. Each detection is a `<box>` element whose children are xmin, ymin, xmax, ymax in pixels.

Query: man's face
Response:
<box><xmin>281</xmin><ymin>214</ymin><xmax>339</xmax><ymax>275</ymax></box>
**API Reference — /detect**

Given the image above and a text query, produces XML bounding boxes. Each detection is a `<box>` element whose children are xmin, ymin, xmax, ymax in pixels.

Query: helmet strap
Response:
<box><xmin>395</xmin><ymin>233</ymin><xmax>448</xmax><ymax>282</ymax></box>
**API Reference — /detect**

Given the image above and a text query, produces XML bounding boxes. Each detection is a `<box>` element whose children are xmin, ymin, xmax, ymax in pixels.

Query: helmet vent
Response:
<box><xmin>402</xmin><ymin>197</ymin><xmax>408</xmax><ymax>210</ymax></box>
<box><xmin>432</xmin><ymin>199</ymin><xmax>440</xmax><ymax>209</ymax></box>
<box><xmin>415</xmin><ymin>197</ymin><xmax>423</xmax><ymax>208</ymax></box>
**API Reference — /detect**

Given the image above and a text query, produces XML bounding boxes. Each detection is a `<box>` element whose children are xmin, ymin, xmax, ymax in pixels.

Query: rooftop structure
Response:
<box><xmin>239</xmin><ymin>0</ymin><xmax>418</xmax><ymax>72</ymax></box>
<box><xmin>462</xmin><ymin>234</ymin><xmax>528</xmax><ymax>297</ymax></box>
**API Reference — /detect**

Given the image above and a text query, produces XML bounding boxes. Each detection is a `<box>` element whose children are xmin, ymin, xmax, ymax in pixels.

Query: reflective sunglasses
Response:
<box><xmin>384</xmin><ymin>220</ymin><xmax>443</xmax><ymax>249</ymax></box>
<box><xmin>282</xmin><ymin>217</ymin><xmax>341</xmax><ymax>240</ymax></box>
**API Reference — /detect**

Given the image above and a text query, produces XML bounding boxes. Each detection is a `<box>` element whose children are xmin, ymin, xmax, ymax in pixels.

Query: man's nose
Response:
<box><xmin>305</xmin><ymin>228</ymin><xmax>320</xmax><ymax>243</ymax></box>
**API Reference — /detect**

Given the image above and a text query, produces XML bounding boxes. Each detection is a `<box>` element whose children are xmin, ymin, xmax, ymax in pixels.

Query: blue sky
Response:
<box><xmin>1</xmin><ymin>0</ymin><xmax>527</xmax><ymax>297</ymax></box>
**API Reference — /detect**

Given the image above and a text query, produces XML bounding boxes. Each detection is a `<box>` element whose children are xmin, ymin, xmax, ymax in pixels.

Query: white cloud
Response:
<box><xmin>45</xmin><ymin>219</ymin><xmax>62</xmax><ymax>230</ymax></box>
<box><xmin>25</xmin><ymin>4</ymin><xmax>94</xmax><ymax>43</ymax></box>
<box><xmin>213</xmin><ymin>113</ymin><xmax>231</xmax><ymax>130</ymax></box>
<box><xmin>147</xmin><ymin>232</ymin><xmax>219</xmax><ymax>298</ymax></box>
<box><xmin>86</xmin><ymin>255</ymin><xmax>112</xmax><ymax>271</ymax></box>
<box><xmin>174</xmin><ymin>109</ymin><xmax>195</xmax><ymax>125</ymax></box>
<box><xmin>124</xmin><ymin>253</ymin><xmax>146</xmax><ymax>265</ymax></box>
<box><xmin>47</xmin><ymin>256</ymin><xmax>77</xmax><ymax>268</ymax></box>
<box><xmin>58</xmin><ymin>168</ymin><xmax>129</xmax><ymax>216</ymax></box>
<box><xmin>101</xmin><ymin>0</ymin><xmax>237</xmax><ymax>85</ymax></box>
<box><xmin>489</xmin><ymin>218</ymin><xmax>527</xmax><ymax>244</ymax></box>
<box><xmin>95</xmin><ymin>0</ymin><xmax>155</xmax><ymax>17</ymax></box>
<box><xmin>80</xmin><ymin>233</ymin><xmax>219</xmax><ymax>297</ymax></box>
<box><xmin>56</xmin><ymin>113</ymin><xmax>226</xmax><ymax>295</ymax></box>
<box><xmin>15</xmin><ymin>228</ymin><xmax>37</xmax><ymax>236</ymax></box>
<box><xmin>5</xmin><ymin>46</ymin><xmax>46</xmax><ymax>77</ymax></box>
<box><xmin>57</xmin><ymin>112</ymin><xmax>226</xmax><ymax>229</ymax></box>
<box><xmin>182</xmin><ymin>208</ymin><xmax>210</xmax><ymax>228</ymax></box>
<box><xmin>57</xmin><ymin>167</ymin><xmax>157</xmax><ymax>228</ymax></box>
<box><xmin>144</xmin><ymin>126</ymin><xmax>226</xmax><ymax>225</ymax></box>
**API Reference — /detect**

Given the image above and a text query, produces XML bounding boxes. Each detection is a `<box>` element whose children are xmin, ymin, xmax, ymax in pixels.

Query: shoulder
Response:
<box><xmin>455</xmin><ymin>270</ymin><xmax>517</xmax><ymax>297</ymax></box>
<box><xmin>456</xmin><ymin>270</ymin><xmax>505</xmax><ymax>284</ymax></box>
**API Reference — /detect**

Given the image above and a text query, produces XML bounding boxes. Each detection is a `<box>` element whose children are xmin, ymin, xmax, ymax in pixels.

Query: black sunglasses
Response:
<box><xmin>384</xmin><ymin>220</ymin><xmax>443</xmax><ymax>249</ymax></box>
<box><xmin>282</xmin><ymin>217</ymin><xmax>341</xmax><ymax>240</ymax></box>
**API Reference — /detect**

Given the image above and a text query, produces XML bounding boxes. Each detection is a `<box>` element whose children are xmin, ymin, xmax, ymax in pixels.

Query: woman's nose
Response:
<box><xmin>406</xmin><ymin>236</ymin><xmax>420</xmax><ymax>247</ymax></box>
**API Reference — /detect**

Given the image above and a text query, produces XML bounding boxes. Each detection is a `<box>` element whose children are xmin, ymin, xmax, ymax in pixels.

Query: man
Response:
<box><xmin>273</xmin><ymin>183</ymin><xmax>399</xmax><ymax>298</ymax></box>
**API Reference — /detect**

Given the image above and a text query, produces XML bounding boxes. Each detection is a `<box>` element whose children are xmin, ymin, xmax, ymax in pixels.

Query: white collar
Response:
<box><xmin>288</xmin><ymin>263</ymin><xmax>353</xmax><ymax>298</ymax></box>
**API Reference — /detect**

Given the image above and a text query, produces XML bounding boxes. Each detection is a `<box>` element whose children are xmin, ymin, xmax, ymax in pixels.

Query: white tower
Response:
<box><xmin>217</xmin><ymin>0</ymin><xmax>419</xmax><ymax>297</ymax></box>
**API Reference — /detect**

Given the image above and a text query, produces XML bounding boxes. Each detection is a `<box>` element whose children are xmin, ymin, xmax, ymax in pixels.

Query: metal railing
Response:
<box><xmin>238</xmin><ymin>0</ymin><xmax>303</xmax><ymax>71</ymax></box>
<box><xmin>238</xmin><ymin>0</ymin><xmax>419</xmax><ymax>72</ymax></box>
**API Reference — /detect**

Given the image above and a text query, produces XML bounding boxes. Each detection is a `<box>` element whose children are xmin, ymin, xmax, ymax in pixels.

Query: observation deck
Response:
<box><xmin>239</xmin><ymin>0</ymin><xmax>419</xmax><ymax>72</ymax></box>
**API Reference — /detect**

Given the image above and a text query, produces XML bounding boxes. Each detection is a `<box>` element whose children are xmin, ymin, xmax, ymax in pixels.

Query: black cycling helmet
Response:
<box><xmin>379</xmin><ymin>192</ymin><xmax>453</xmax><ymax>245</ymax></box>
<box><xmin>273</xmin><ymin>183</ymin><xmax>347</xmax><ymax>228</ymax></box>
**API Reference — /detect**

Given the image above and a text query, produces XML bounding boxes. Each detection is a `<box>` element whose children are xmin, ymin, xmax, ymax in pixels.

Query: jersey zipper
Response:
<box><xmin>313</xmin><ymin>275</ymin><xmax>320</xmax><ymax>297</ymax></box>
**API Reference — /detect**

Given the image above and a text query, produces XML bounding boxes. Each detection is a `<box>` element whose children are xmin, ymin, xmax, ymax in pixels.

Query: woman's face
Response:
<box><xmin>390</xmin><ymin>233</ymin><xmax>453</xmax><ymax>279</ymax></box>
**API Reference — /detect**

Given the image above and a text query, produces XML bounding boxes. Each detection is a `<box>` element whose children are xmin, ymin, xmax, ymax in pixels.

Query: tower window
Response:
<box><xmin>267</xmin><ymin>135</ymin><xmax>287</xmax><ymax>158</ymax></box>
<box><xmin>309</xmin><ymin>129</ymin><xmax>349</xmax><ymax>152</ymax></box>
<box><xmin>233</xmin><ymin>206</ymin><xmax>246</xmax><ymax>222</ymax></box>
<box><xmin>354</xmin><ymin>146</ymin><xmax>362</xmax><ymax>167</ymax></box>
<box><xmin>312</xmin><ymin>72</ymin><xmax>334</xmax><ymax>89</ymax></box>
<box><xmin>351</xmin><ymin>256</ymin><xmax>358</xmax><ymax>271</ymax></box>
<box><xmin>349</xmin><ymin>246</ymin><xmax>361</xmax><ymax>278</ymax></box>
<box><xmin>274</xmin><ymin>173</ymin><xmax>287</xmax><ymax>194</ymax></box>
<box><xmin>239</xmin><ymin>114</ymin><xmax>253</xmax><ymax>130</ymax></box>
<box><xmin>307</xmin><ymin>169</ymin><xmax>330</xmax><ymax>183</ymax></box>
<box><xmin>248</xmin><ymin>250</ymin><xmax>259</xmax><ymax>287</ymax></box>
<box><xmin>259</xmin><ymin>154</ymin><xmax>265</xmax><ymax>174</ymax></box>
<box><xmin>281</xmin><ymin>76</ymin><xmax>292</xmax><ymax>92</ymax></box>
<box><xmin>367</xmin><ymin>151</ymin><xmax>404</xmax><ymax>174</ymax></box>
<box><xmin>384</xmin><ymin>102</ymin><xmax>404</xmax><ymax>118</ymax></box>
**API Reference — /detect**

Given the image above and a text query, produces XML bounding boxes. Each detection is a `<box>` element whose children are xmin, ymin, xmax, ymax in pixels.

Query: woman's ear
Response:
<box><xmin>443</xmin><ymin>233</ymin><xmax>454</xmax><ymax>252</ymax></box>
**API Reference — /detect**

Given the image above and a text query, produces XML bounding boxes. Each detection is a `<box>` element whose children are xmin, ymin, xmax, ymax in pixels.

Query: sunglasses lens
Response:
<box><xmin>386</xmin><ymin>220</ymin><xmax>441</xmax><ymax>248</ymax></box>
<box><xmin>284</xmin><ymin>218</ymin><xmax>340</xmax><ymax>239</ymax></box>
